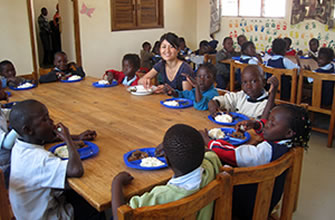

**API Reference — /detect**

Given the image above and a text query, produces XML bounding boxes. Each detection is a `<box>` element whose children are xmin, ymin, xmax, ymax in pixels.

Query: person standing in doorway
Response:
<box><xmin>38</xmin><ymin>7</ymin><xmax>52</xmax><ymax>66</ymax></box>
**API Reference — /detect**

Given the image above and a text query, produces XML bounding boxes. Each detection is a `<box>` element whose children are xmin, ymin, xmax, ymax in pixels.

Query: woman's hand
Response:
<box><xmin>153</xmin><ymin>84</ymin><xmax>165</xmax><ymax>94</ymax></box>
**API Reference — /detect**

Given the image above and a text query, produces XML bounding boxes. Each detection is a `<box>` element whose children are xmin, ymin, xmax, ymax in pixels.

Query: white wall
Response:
<box><xmin>78</xmin><ymin>0</ymin><xmax>197</xmax><ymax>77</ymax></box>
<box><xmin>59</xmin><ymin>0</ymin><xmax>76</xmax><ymax>62</ymax></box>
<box><xmin>0</xmin><ymin>0</ymin><xmax>33</xmax><ymax>75</ymax></box>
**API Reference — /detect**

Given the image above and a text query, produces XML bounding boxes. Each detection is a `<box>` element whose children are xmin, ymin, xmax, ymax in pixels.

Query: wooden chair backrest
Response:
<box><xmin>221</xmin><ymin>147</ymin><xmax>304</xmax><ymax>220</ymax></box>
<box><xmin>297</xmin><ymin>69</ymin><xmax>335</xmax><ymax>147</ymax></box>
<box><xmin>117</xmin><ymin>172</ymin><xmax>231</xmax><ymax>220</ymax></box>
<box><xmin>0</xmin><ymin>169</ymin><xmax>14</xmax><ymax>220</ymax></box>
<box><xmin>261</xmin><ymin>65</ymin><xmax>298</xmax><ymax>104</ymax></box>
<box><xmin>229</xmin><ymin>60</ymin><xmax>249</xmax><ymax>91</ymax></box>
<box><xmin>204</xmin><ymin>54</ymin><xmax>217</xmax><ymax>65</ymax></box>
<box><xmin>297</xmin><ymin>69</ymin><xmax>335</xmax><ymax>114</ymax></box>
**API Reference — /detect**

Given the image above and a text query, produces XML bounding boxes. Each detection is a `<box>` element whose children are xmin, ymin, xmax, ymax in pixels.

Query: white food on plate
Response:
<box><xmin>208</xmin><ymin>128</ymin><xmax>225</xmax><ymax>139</ymax></box>
<box><xmin>140</xmin><ymin>157</ymin><xmax>165</xmax><ymax>167</ymax></box>
<box><xmin>98</xmin><ymin>80</ymin><xmax>109</xmax><ymax>85</ymax></box>
<box><xmin>17</xmin><ymin>82</ymin><xmax>33</xmax><ymax>89</ymax></box>
<box><xmin>215</xmin><ymin>114</ymin><xmax>233</xmax><ymax>123</ymax></box>
<box><xmin>67</xmin><ymin>75</ymin><xmax>81</xmax><ymax>81</ymax></box>
<box><xmin>54</xmin><ymin>146</ymin><xmax>69</xmax><ymax>158</ymax></box>
<box><xmin>164</xmin><ymin>100</ymin><xmax>179</xmax><ymax>106</ymax></box>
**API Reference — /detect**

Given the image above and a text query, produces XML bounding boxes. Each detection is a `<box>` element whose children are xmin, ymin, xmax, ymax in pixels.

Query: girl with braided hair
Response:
<box><xmin>202</xmin><ymin>103</ymin><xmax>311</xmax><ymax>219</ymax></box>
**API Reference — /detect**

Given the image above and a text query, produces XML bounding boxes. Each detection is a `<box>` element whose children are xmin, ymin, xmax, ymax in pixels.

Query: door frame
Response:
<box><xmin>26</xmin><ymin>0</ymin><xmax>82</xmax><ymax>80</ymax></box>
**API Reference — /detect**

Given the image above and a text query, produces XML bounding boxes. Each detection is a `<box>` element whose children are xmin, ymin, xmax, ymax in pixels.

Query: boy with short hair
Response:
<box><xmin>140</xmin><ymin>41</ymin><xmax>153</xmax><ymax>71</ymax></box>
<box><xmin>112</xmin><ymin>124</ymin><xmax>222</xmax><ymax>220</ymax></box>
<box><xmin>8</xmin><ymin>100</ymin><xmax>102</xmax><ymax>220</ymax></box>
<box><xmin>216</xmin><ymin>37</ymin><xmax>241</xmax><ymax>89</ymax></box>
<box><xmin>208</xmin><ymin>65</ymin><xmax>279</xmax><ymax>119</ymax></box>
<box><xmin>163</xmin><ymin>63</ymin><xmax>219</xmax><ymax>110</ymax></box>
<box><xmin>39</xmin><ymin>51</ymin><xmax>86</xmax><ymax>83</ymax></box>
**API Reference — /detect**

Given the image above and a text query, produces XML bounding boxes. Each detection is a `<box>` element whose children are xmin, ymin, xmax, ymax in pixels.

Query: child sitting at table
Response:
<box><xmin>307</xmin><ymin>38</ymin><xmax>320</xmax><ymax>61</ymax></box>
<box><xmin>202</xmin><ymin>104</ymin><xmax>311</xmax><ymax>219</ymax></box>
<box><xmin>208</xmin><ymin>65</ymin><xmax>279</xmax><ymax>119</ymax></box>
<box><xmin>266</xmin><ymin>38</ymin><xmax>300</xmax><ymax>100</ymax></box>
<box><xmin>216</xmin><ymin>37</ymin><xmax>241</xmax><ymax>89</ymax></box>
<box><xmin>0</xmin><ymin>82</ymin><xmax>17</xmax><ymax>188</ymax></box>
<box><xmin>8</xmin><ymin>99</ymin><xmax>103</xmax><ymax>220</ymax></box>
<box><xmin>111</xmin><ymin>124</ymin><xmax>222</xmax><ymax>220</ymax></box>
<box><xmin>39</xmin><ymin>51</ymin><xmax>86</xmax><ymax>83</ymax></box>
<box><xmin>178</xmin><ymin>37</ymin><xmax>192</xmax><ymax>58</ymax></box>
<box><xmin>239</xmin><ymin>41</ymin><xmax>262</xmax><ymax>65</ymax></box>
<box><xmin>104</xmin><ymin>54</ymin><xmax>140</xmax><ymax>86</ymax></box>
<box><xmin>284</xmin><ymin>37</ymin><xmax>297</xmax><ymax>56</ymax></box>
<box><xmin>163</xmin><ymin>63</ymin><xmax>219</xmax><ymax>110</ymax></box>
<box><xmin>307</xmin><ymin>47</ymin><xmax>335</xmax><ymax>107</ymax></box>
<box><xmin>0</xmin><ymin>60</ymin><xmax>37</xmax><ymax>88</ymax></box>
<box><xmin>140</xmin><ymin>41</ymin><xmax>153</xmax><ymax>71</ymax></box>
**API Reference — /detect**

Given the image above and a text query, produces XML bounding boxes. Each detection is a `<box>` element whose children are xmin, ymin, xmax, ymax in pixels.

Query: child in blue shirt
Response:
<box><xmin>307</xmin><ymin>47</ymin><xmax>335</xmax><ymax>106</ymax></box>
<box><xmin>163</xmin><ymin>63</ymin><xmax>219</xmax><ymax>110</ymax></box>
<box><xmin>266</xmin><ymin>38</ymin><xmax>300</xmax><ymax>100</ymax></box>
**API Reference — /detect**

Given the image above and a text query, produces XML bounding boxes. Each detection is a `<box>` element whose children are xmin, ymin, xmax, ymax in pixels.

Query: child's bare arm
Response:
<box><xmin>261</xmin><ymin>76</ymin><xmax>279</xmax><ymax>119</ymax></box>
<box><xmin>112</xmin><ymin>172</ymin><xmax>134</xmax><ymax>220</ymax></box>
<box><xmin>294</xmin><ymin>54</ymin><xmax>302</xmax><ymax>68</ymax></box>
<box><xmin>55</xmin><ymin>123</ymin><xmax>84</xmax><ymax>177</ymax></box>
<box><xmin>71</xmin><ymin>130</ymin><xmax>97</xmax><ymax>141</ymax></box>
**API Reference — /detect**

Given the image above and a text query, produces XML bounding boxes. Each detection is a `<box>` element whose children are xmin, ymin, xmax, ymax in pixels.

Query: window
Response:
<box><xmin>111</xmin><ymin>0</ymin><xmax>164</xmax><ymax>31</ymax></box>
<box><xmin>221</xmin><ymin>0</ymin><xmax>286</xmax><ymax>18</ymax></box>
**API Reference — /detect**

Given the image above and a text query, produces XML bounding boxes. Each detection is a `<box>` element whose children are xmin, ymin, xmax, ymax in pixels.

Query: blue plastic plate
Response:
<box><xmin>232</xmin><ymin>56</ymin><xmax>241</xmax><ymax>61</ymax></box>
<box><xmin>5</xmin><ymin>91</ymin><xmax>11</xmax><ymax>97</ymax></box>
<box><xmin>208</xmin><ymin>112</ymin><xmax>249</xmax><ymax>126</ymax></box>
<box><xmin>160</xmin><ymin>98</ymin><xmax>193</xmax><ymax>109</ymax></box>
<box><xmin>49</xmin><ymin>141</ymin><xmax>99</xmax><ymax>160</ymax></box>
<box><xmin>300</xmin><ymin>56</ymin><xmax>312</xmax><ymax>59</ymax></box>
<box><xmin>92</xmin><ymin>80</ymin><xmax>118</xmax><ymax>88</ymax></box>
<box><xmin>124</xmin><ymin>148</ymin><xmax>168</xmax><ymax>170</ymax></box>
<box><xmin>2</xmin><ymin>101</ymin><xmax>18</xmax><ymax>109</ymax></box>
<box><xmin>60</xmin><ymin>77</ymin><xmax>83</xmax><ymax>83</ymax></box>
<box><xmin>9</xmin><ymin>84</ymin><xmax>36</xmax><ymax>91</ymax></box>
<box><xmin>216</xmin><ymin>127</ymin><xmax>250</xmax><ymax>145</ymax></box>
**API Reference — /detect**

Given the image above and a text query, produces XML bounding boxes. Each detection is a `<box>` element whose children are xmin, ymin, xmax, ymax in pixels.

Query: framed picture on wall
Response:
<box><xmin>291</xmin><ymin>0</ymin><xmax>334</xmax><ymax>26</ymax></box>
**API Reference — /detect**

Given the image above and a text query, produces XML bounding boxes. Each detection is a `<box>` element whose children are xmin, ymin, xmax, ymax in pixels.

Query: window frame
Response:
<box><xmin>221</xmin><ymin>0</ymin><xmax>287</xmax><ymax>19</ymax></box>
<box><xmin>111</xmin><ymin>0</ymin><xmax>164</xmax><ymax>32</ymax></box>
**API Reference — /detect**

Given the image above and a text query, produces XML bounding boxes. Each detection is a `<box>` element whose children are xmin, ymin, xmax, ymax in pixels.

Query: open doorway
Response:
<box><xmin>29</xmin><ymin>0</ymin><xmax>81</xmax><ymax>75</ymax></box>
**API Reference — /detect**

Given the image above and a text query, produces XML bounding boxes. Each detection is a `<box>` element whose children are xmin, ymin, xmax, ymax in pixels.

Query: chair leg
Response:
<box><xmin>327</xmin><ymin>113</ymin><xmax>335</xmax><ymax>148</ymax></box>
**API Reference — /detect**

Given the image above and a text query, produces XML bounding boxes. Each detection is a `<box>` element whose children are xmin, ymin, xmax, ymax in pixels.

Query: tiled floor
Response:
<box><xmin>293</xmin><ymin>131</ymin><xmax>335</xmax><ymax>220</ymax></box>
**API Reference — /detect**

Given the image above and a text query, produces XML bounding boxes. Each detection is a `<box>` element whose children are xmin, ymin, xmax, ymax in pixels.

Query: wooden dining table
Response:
<box><xmin>4</xmin><ymin>77</ymin><xmax>261</xmax><ymax>212</ymax></box>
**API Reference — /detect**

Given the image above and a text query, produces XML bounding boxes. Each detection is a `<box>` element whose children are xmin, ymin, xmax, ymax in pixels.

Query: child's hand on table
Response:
<box><xmin>113</xmin><ymin>171</ymin><xmax>134</xmax><ymax>186</ymax></box>
<box><xmin>235</xmin><ymin>120</ymin><xmax>259</xmax><ymax>132</ymax></box>
<box><xmin>78</xmin><ymin>130</ymin><xmax>97</xmax><ymax>141</ymax></box>
<box><xmin>199</xmin><ymin>129</ymin><xmax>210</xmax><ymax>147</ymax></box>
<box><xmin>208</xmin><ymin>100</ymin><xmax>221</xmax><ymax>117</ymax></box>
<box><xmin>105</xmin><ymin>72</ymin><xmax>114</xmax><ymax>84</ymax></box>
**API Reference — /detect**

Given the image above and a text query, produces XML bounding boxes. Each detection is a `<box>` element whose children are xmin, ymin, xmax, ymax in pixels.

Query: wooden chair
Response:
<box><xmin>117</xmin><ymin>171</ymin><xmax>231</xmax><ymax>220</ymax></box>
<box><xmin>229</xmin><ymin>60</ymin><xmax>248</xmax><ymax>91</ymax></box>
<box><xmin>204</xmin><ymin>54</ymin><xmax>217</xmax><ymax>65</ymax></box>
<box><xmin>221</xmin><ymin>147</ymin><xmax>304</xmax><ymax>220</ymax></box>
<box><xmin>297</xmin><ymin>69</ymin><xmax>335</xmax><ymax>147</ymax></box>
<box><xmin>0</xmin><ymin>169</ymin><xmax>15</xmax><ymax>220</ymax></box>
<box><xmin>261</xmin><ymin>66</ymin><xmax>298</xmax><ymax>104</ymax></box>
